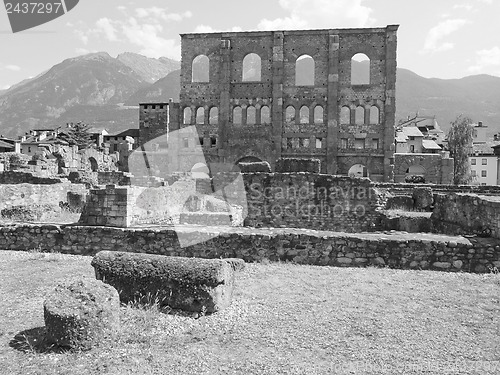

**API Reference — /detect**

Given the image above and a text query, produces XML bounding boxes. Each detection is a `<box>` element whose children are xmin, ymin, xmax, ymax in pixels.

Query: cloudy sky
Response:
<box><xmin>0</xmin><ymin>0</ymin><xmax>499</xmax><ymax>90</ymax></box>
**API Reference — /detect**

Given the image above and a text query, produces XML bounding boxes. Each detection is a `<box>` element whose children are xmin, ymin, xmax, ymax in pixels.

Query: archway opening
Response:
<box><xmin>348</xmin><ymin>164</ymin><xmax>369</xmax><ymax>178</ymax></box>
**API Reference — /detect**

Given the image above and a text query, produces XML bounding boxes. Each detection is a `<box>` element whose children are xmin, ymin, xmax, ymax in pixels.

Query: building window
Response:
<box><xmin>354</xmin><ymin>138</ymin><xmax>365</xmax><ymax>149</ymax></box>
<box><xmin>482</xmin><ymin>158</ymin><xmax>487</xmax><ymax>165</ymax></box>
<box><xmin>471</xmin><ymin>159</ymin><xmax>476</xmax><ymax>165</ymax></box>
<box><xmin>481</xmin><ymin>170</ymin><xmax>487</xmax><ymax>177</ymax></box>
<box><xmin>199</xmin><ymin>137</ymin><xmax>204</xmax><ymax>147</ymax></box>
<box><xmin>261</xmin><ymin>106</ymin><xmax>271</xmax><ymax>124</ymax></box>
<box><xmin>233</xmin><ymin>106</ymin><xmax>242</xmax><ymax>124</ymax></box>
<box><xmin>299</xmin><ymin>106</ymin><xmax>309</xmax><ymax>124</ymax></box>
<box><xmin>192</xmin><ymin>55</ymin><xmax>209</xmax><ymax>83</ymax></box>
<box><xmin>351</xmin><ymin>53</ymin><xmax>370</xmax><ymax>85</ymax></box>
<box><xmin>28</xmin><ymin>146</ymin><xmax>31</xmax><ymax>153</ymax></box>
<box><xmin>242</xmin><ymin>53</ymin><xmax>261</xmax><ymax>82</ymax></box>
<box><xmin>340</xmin><ymin>106</ymin><xmax>350</xmax><ymax>125</ymax></box>
<box><xmin>471</xmin><ymin>170</ymin><xmax>476</xmax><ymax>177</ymax></box>
<box><xmin>210</xmin><ymin>137</ymin><xmax>217</xmax><ymax>148</ymax></box>
<box><xmin>316</xmin><ymin>138</ymin><xmax>323</xmax><ymax>149</ymax></box>
<box><xmin>371</xmin><ymin>138</ymin><xmax>379</xmax><ymax>149</ymax></box>
<box><xmin>341</xmin><ymin>138</ymin><xmax>348</xmax><ymax>149</ymax></box>
<box><xmin>183</xmin><ymin>138</ymin><xmax>189</xmax><ymax>148</ymax></box>
<box><xmin>295</xmin><ymin>55</ymin><xmax>314</xmax><ymax>86</ymax></box>
<box><xmin>410</xmin><ymin>145</ymin><xmax>415</xmax><ymax>153</ymax></box>
<box><xmin>247</xmin><ymin>106</ymin><xmax>257</xmax><ymax>125</ymax></box>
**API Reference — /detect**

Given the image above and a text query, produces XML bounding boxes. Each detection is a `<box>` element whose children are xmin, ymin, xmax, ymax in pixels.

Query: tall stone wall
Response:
<box><xmin>140</xmin><ymin>26</ymin><xmax>399</xmax><ymax>180</ymax></box>
<box><xmin>1</xmin><ymin>224</ymin><xmax>498</xmax><ymax>273</ymax></box>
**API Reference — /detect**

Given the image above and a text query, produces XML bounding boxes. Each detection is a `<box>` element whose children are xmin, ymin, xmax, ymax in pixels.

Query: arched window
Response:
<box><xmin>183</xmin><ymin>107</ymin><xmax>192</xmax><ymax>124</ymax></box>
<box><xmin>196</xmin><ymin>107</ymin><xmax>205</xmax><ymax>124</ymax></box>
<box><xmin>351</xmin><ymin>53</ymin><xmax>370</xmax><ymax>85</ymax></box>
<box><xmin>370</xmin><ymin>105</ymin><xmax>380</xmax><ymax>124</ymax></box>
<box><xmin>261</xmin><ymin>106</ymin><xmax>271</xmax><ymax>124</ymax></box>
<box><xmin>247</xmin><ymin>106</ymin><xmax>256</xmax><ymax>124</ymax></box>
<box><xmin>233</xmin><ymin>106</ymin><xmax>242</xmax><ymax>124</ymax></box>
<box><xmin>299</xmin><ymin>106</ymin><xmax>309</xmax><ymax>124</ymax></box>
<box><xmin>355</xmin><ymin>106</ymin><xmax>365</xmax><ymax>125</ymax></box>
<box><xmin>192</xmin><ymin>55</ymin><xmax>209</xmax><ymax>83</ymax></box>
<box><xmin>295</xmin><ymin>55</ymin><xmax>314</xmax><ymax>86</ymax></box>
<box><xmin>242</xmin><ymin>53</ymin><xmax>261</xmax><ymax>82</ymax></box>
<box><xmin>209</xmin><ymin>107</ymin><xmax>218</xmax><ymax>125</ymax></box>
<box><xmin>340</xmin><ymin>106</ymin><xmax>350</xmax><ymax>125</ymax></box>
<box><xmin>285</xmin><ymin>106</ymin><xmax>295</xmax><ymax>124</ymax></box>
<box><xmin>314</xmin><ymin>105</ymin><xmax>324</xmax><ymax>124</ymax></box>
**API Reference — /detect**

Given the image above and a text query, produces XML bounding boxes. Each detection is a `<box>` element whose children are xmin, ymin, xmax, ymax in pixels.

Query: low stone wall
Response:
<box><xmin>0</xmin><ymin>182</ymin><xmax>88</xmax><ymax>212</ymax></box>
<box><xmin>1</xmin><ymin>224</ymin><xmax>499</xmax><ymax>273</ymax></box>
<box><xmin>431</xmin><ymin>193</ymin><xmax>500</xmax><ymax>239</ymax></box>
<box><xmin>0</xmin><ymin>171</ymin><xmax>65</xmax><ymax>184</ymax></box>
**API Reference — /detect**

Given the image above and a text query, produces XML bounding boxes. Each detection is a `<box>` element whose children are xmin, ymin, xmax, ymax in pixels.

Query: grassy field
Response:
<box><xmin>0</xmin><ymin>250</ymin><xmax>499</xmax><ymax>374</ymax></box>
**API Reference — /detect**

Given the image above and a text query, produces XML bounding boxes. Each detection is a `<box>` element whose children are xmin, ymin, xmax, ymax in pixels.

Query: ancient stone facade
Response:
<box><xmin>139</xmin><ymin>26</ymin><xmax>399</xmax><ymax>181</ymax></box>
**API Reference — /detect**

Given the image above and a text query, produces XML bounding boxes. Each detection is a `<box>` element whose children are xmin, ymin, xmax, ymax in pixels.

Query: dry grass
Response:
<box><xmin>0</xmin><ymin>250</ymin><xmax>499</xmax><ymax>374</ymax></box>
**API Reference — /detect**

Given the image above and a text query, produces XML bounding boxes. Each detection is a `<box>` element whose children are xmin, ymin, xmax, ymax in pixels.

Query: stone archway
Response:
<box><xmin>348</xmin><ymin>164</ymin><xmax>369</xmax><ymax>178</ymax></box>
<box><xmin>89</xmin><ymin>157</ymin><xmax>98</xmax><ymax>172</ymax></box>
<box><xmin>406</xmin><ymin>164</ymin><xmax>426</xmax><ymax>176</ymax></box>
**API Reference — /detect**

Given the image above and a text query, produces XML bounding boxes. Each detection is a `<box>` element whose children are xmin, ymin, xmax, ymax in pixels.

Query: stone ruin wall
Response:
<box><xmin>1</xmin><ymin>224</ymin><xmax>499</xmax><ymax>273</ymax></box>
<box><xmin>78</xmin><ymin>173</ymin><xmax>389</xmax><ymax>232</ymax></box>
<box><xmin>139</xmin><ymin>26</ymin><xmax>398</xmax><ymax>181</ymax></box>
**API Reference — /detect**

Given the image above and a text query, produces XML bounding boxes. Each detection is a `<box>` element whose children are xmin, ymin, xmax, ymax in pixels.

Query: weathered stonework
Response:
<box><xmin>138</xmin><ymin>26</ymin><xmax>399</xmax><ymax>181</ymax></box>
<box><xmin>394</xmin><ymin>153</ymin><xmax>454</xmax><ymax>184</ymax></box>
<box><xmin>1</xmin><ymin>224</ymin><xmax>498</xmax><ymax>273</ymax></box>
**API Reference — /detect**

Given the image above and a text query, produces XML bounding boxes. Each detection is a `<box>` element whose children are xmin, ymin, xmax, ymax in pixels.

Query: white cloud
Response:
<box><xmin>422</xmin><ymin>19</ymin><xmax>470</xmax><ymax>53</ymax></box>
<box><xmin>468</xmin><ymin>46</ymin><xmax>500</xmax><ymax>73</ymax></box>
<box><xmin>1</xmin><ymin>85</ymin><xmax>10</xmax><ymax>90</ymax></box>
<box><xmin>5</xmin><ymin>65</ymin><xmax>21</xmax><ymax>71</ymax></box>
<box><xmin>257</xmin><ymin>0</ymin><xmax>374</xmax><ymax>30</ymax></box>
<box><xmin>193</xmin><ymin>25</ymin><xmax>242</xmax><ymax>33</ymax></box>
<box><xmin>75</xmin><ymin>48</ymin><xmax>97</xmax><ymax>55</ymax></box>
<box><xmin>95</xmin><ymin>18</ymin><xmax>118</xmax><ymax>42</ymax></box>
<box><xmin>74</xmin><ymin>29</ymin><xmax>89</xmax><ymax>44</ymax></box>
<box><xmin>135</xmin><ymin>7</ymin><xmax>192</xmax><ymax>22</ymax></box>
<box><xmin>452</xmin><ymin>4</ymin><xmax>474</xmax><ymax>11</ymax></box>
<box><xmin>120</xmin><ymin>18</ymin><xmax>180</xmax><ymax>59</ymax></box>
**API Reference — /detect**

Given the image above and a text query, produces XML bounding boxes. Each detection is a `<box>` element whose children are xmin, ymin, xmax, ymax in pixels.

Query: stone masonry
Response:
<box><xmin>0</xmin><ymin>224</ymin><xmax>499</xmax><ymax>273</ymax></box>
<box><xmin>138</xmin><ymin>26</ymin><xmax>399</xmax><ymax>181</ymax></box>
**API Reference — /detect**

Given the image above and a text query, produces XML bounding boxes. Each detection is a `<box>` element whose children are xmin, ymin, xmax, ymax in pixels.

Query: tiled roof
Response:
<box><xmin>422</xmin><ymin>139</ymin><xmax>442</xmax><ymax>150</ymax></box>
<box><xmin>402</xmin><ymin>126</ymin><xmax>424</xmax><ymax>137</ymax></box>
<box><xmin>0</xmin><ymin>140</ymin><xmax>14</xmax><ymax>149</ymax></box>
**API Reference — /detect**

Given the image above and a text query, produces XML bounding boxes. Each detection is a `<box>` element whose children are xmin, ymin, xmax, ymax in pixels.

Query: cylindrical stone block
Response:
<box><xmin>91</xmin><ymin>251</ymin><xmax>235</xmax><ymax>313</ymax></box>
<box><xmin>44</xmin><ymin>278</ymin><xmax>120</xmax><ymax>350</ymax></box>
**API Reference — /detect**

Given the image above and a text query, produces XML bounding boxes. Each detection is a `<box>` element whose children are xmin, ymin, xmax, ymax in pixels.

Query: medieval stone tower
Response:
<box><xmin>139</xmin><ymin>26</ymin><xmax>399</xmax><ymax>181</ymax></box>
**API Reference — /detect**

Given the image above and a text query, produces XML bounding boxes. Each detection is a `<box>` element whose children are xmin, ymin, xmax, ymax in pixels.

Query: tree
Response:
<box><xmin>59</xmin><ymin>122</ymin><xmax>93</xmax><ymax>150</ymax></box>
<box><xmin>447</xmin><ymin>115</ymin><xmax>474</xmax><ymax>185</ymax></box>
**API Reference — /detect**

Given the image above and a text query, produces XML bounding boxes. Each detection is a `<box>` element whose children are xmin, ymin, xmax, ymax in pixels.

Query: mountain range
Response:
<box><xmin>0</xmin><ymin>52</ymin><xmax>499</xmax><ymax>138</ymax></box>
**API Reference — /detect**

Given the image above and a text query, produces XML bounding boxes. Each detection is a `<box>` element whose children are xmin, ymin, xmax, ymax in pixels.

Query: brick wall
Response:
<box><xmin>1</xmin><ymin>224</ymin><xmax>498</xmax><ymax>273</ymax></box>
